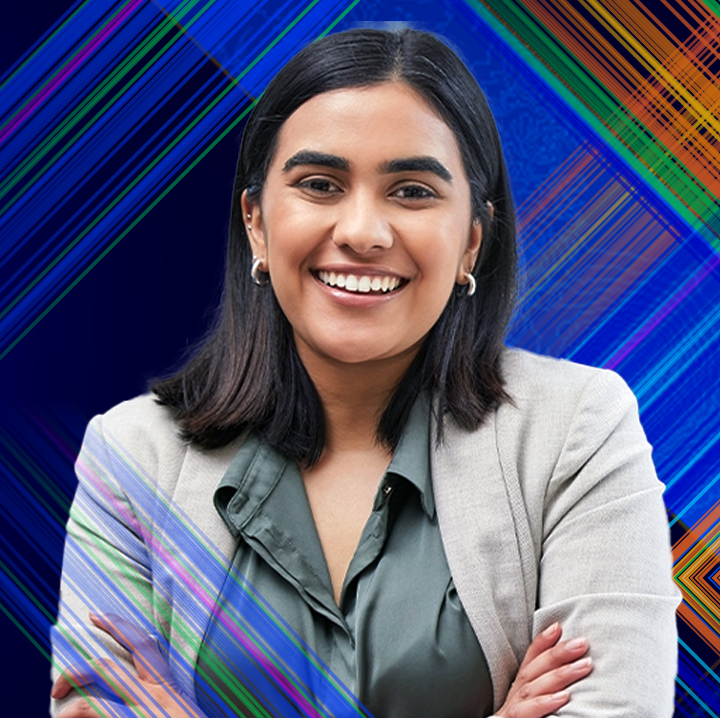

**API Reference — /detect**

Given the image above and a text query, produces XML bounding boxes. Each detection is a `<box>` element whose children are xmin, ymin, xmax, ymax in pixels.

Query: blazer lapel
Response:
<box><xmin>431</xmin><ymin>411</ymin><xmax>528</xmax><ymax>709</ymax></box>
<box><xmin>156</xmin><ymin>439</ymin><xmax>242</xmax><ymax>695</ymax></box>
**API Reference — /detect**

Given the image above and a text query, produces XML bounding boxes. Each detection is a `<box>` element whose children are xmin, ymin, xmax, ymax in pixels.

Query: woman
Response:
<box><xmin>51</xmin><ymin>28</ymin><xmax>679</xmax><ymax>718</ymax></box>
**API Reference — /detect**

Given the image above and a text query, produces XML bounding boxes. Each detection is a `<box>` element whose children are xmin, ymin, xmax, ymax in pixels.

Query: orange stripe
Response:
<box><xmin>514</xmin><ymin>0</ymin><xmax>720</xmax><ymax>214</ymax></box>
<box><xmin>677</xmin><ymin>602</ymin><xmax>720</xmax><ymax>653</ymax></box>
<box><xmin>673</xmin><ymin>498</ymin><xmax>720</xmax><ymax>564</ymax></box>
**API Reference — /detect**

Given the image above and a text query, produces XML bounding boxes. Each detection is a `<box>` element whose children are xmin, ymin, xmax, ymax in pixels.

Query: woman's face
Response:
<box><xmin>244</xmin><ymin>82</ymin><xmax>482</xmax><ymax>372</ymax></box>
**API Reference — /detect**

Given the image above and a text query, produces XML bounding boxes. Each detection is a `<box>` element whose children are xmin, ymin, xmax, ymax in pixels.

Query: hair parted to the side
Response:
<box><xmin>152</xmin><ymin>27</ymin><xmax>518</xmax><ymax>466</ymax></box>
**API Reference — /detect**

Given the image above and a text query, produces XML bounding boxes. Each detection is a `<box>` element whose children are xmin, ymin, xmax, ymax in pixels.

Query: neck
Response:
<box><xmin>296</xmin><ymin>342</ymin><xmax>420</xmax><ymax>454</ymax></box>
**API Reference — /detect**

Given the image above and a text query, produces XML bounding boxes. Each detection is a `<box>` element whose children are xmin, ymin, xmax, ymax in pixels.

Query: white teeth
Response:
<box><xmin>316</xmin><ymin>271</ymin><xmax>402</xmax><ymax>294</ymax></box>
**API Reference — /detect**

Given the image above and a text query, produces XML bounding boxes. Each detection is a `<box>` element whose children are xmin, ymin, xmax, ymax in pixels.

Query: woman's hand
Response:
<box><xmin>53</xmin><ymin>613</ymin><xmax>204</xmax><ymax>718</ymax></box>
<box><xmin>495</xmin><ymin>623</ymin><xmax>592</xmax><ymax>718</ymax></box>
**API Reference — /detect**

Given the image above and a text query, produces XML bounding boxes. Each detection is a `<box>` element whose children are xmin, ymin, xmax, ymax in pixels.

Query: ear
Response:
<box><xmin>241</xmin><ymin>189</ymin><xmax>268</xmax><ymax>269</ymax></box>
<box><xmin>457</xmin><ymin>211</ymin><xmax>485</xmax><ymax>284</ymax></box>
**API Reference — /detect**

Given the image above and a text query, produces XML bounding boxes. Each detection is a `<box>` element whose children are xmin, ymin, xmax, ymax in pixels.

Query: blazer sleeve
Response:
<box><xmin>50</xmin><ymin>413</ymin><xmax>178</xmax><ymax>716</ymax></box>
<box><xmin>530</xmin><ymin>369</ymin><xmax>680</xmax><ymax>717</ymax></box>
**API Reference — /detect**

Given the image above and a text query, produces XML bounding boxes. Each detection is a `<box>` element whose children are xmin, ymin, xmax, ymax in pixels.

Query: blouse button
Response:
<box><xmin>383</xmin><ymin>484</ymin><xmax>392</xmax><ymax>496</ymax></box>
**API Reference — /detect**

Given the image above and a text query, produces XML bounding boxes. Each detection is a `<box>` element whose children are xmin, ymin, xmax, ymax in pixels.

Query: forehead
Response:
<box><xmin>269</xmin><ymin>82</ymin><xmax>464</xmax><ymax>170</ymax></box>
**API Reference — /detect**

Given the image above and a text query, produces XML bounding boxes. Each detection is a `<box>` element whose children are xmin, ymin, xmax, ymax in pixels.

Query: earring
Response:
<box><xmin>251</xmin><ymin>257</ymin><xmax>269</xmax><ymax>287</ymax></box>
<box><xmin>465</xmin><ymin>272</ymin><xmax>476</xmax><ymax>297</ymax></box>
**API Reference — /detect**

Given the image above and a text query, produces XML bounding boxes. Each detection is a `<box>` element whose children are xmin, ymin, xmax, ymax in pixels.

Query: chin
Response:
<box><xmin>325</xmin><ymin>347</ymin><xmax>393</xmax><ymax>365</ymax></box>
<box><xmin>303</xmin><ymin>336</ymin><xmax>393</xmax><ymax>364</ymax></box>
<box><xmin>324</xmin><ymin>339</ymin><xmax>422</xmax><ymax>368</ymax></box>
<box><xmin>294</xmin><ymin>329</ymin><xmax>423</xmax><ymax>370</ymax></box>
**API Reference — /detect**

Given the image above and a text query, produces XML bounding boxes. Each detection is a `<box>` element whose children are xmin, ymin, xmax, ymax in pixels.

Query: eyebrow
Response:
<box><xmin>382</xmin><ymin>156</ymin><xmax>453</xmax><ymax>182</ymax></box>
<box><xmin>281</xmin><ymin>150</ymin><xmax>453</xmax><ymax>183</ymax></box>
<box><xmin>282</xmin><ymin>150</ymin><xmax>349</xmax><ymax>172</ymax></box>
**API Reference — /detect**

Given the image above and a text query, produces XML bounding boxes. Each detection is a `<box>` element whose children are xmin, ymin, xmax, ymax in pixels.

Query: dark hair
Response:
<box><xmin>153</xmin><ymin>28</ymin><xmax>517</xmax><ymax>465</ymax></box>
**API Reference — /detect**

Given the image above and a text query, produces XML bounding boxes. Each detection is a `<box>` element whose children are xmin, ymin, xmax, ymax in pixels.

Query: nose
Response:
<box><xmin>332</xmin><ymin>190</ymin><xmax>394</xmax><ymax>254</ymax></box>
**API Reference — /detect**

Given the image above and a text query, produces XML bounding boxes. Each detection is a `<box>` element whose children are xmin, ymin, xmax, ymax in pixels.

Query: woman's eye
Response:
<box><xmin>296</xmin><ymin>177</ymin><xmax>341</xmax><ymax>195</ymax></box>
<box><xmin>393</xmin><ymin>184</ymin><xmax>436</xmax><ymax>201</ymax></box>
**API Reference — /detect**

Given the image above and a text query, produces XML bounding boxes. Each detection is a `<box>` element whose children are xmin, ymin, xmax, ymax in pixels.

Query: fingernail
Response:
<box><xmin>573</xmin><ymin>656</ymin><xmax>593</xmax><ymax>670</ymax></box>
<box><xmin>543</xmin><ymin>690</ymin><xmax>569</xmax><ymax>703</ymax></box>
<box><xmin>567</xmin><ymin>637</ymin><xmax>587</xmax><ymax>650</ymax></box>
<box><xmin>542</xmin><ymin>622</ymin><xmax>559</xmax><ymax>637</ymax></box>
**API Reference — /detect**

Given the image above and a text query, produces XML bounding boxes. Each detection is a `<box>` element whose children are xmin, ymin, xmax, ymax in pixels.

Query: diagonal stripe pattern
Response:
<box><xmin>674</xmin><ymin>505</ymin><xmax>720</xmax><ymax>716</ymax></box>
<box><xmin>2</xmin><ymin>1</ymin><xmax>720</xmax><ymax>716</ymax></box>
<box><xmin>470</xmin><ymin>0</ymin><xmax>720</xmax><ymax>250</ymax></box>
<box><xmin>0</xmin><ymin>0</ymin><xmax>358</xmax><ymax>361</ymax></box>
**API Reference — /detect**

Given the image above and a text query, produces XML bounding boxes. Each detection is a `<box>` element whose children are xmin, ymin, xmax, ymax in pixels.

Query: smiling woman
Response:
<box><xmin>246</xmin><ymin>83</ymin><xmax>481</xmax><ymax>373</ymax></box>
<box><xmin>149</xmin><ymin>28</ymin><xmax>515</xmax><ymax>468</ymax></box>
<box><xmin>51</xmin><ymin>28</ymin><xmax>679</xmax><ymax>718</ymax></box>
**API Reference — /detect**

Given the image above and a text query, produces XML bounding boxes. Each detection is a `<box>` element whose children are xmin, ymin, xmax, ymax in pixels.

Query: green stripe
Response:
<box><xmin>463</xmin><ymin>0</ymin><xmax>720</xmax><ymax>250</ymax></box>
<box><xmin>67</xmin><ymin>484</ymin><xmax>315</xmax><ymax>717</ymax></box>
<box><xmin>0</xmin><ymin>0</ymin><xmax>149</xmax><ymax>135</ymax></box>
<box><xmin>0</xmin><ymin>85</ymin><xmax>251</xmax><ymax>362</ymax></box>
<box><xmin>0</xmin><ymin>76</ymin><xmax>251</xmax><ymax>327</ymax></box>
<box><xmin>0</xmin><ymin>5</ymin><xmax>198</xmax><ymax>205</ymax></box>
<box><xmin>0</xmin><ymin>0</ymin><xmax>100</xmax><ymax>95</ymax></box>
<box><xmin>0</xmin><ymin>0</ymin><xmax>364</xmax><ymax>359</ymax></box>
<box><xmin>0</xmin><ymin>432</ymin><xmax>72</xmax><ymax>523</ymax></box>
<box><xmin>0</xmin><ymin>558</ymin><xmax>57</xmax><ymax>625</ymax></box>
<box><xmin>0</xmin><ymin>600</ymin><xmax>51</xmax><ymax>661</ymax></box>
<box><xmin>317</xmin><ymin>0</ymin><xmax>362</xmax><ymax>37</ymax></box>
<box><xmin>98</xmin><ymin>435</ymin><xmax>361</xmax><ymax>712</ymax></box>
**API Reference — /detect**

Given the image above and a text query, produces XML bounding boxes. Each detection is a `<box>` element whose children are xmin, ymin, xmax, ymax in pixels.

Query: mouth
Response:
<box><xmin>315</xmin><ymin>270</ymin><xmax>406</xmax><ymax>294</ymax></box>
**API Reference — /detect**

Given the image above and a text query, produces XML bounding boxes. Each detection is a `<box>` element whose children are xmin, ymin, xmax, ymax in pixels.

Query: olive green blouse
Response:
<box><xmin>195</xmin><ymin>396</ymin><xmax>492</xmax><ymax>718</ymax></box>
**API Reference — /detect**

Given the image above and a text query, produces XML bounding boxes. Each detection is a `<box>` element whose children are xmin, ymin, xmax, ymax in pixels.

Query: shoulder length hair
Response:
<box><xmin>153</xmin><ymin>27</ymin><xmax>518</xmax><ymax>466</ymax></box>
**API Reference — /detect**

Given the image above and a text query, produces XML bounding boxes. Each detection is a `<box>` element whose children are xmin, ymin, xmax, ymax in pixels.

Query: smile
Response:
<box><xmin>316</xmin><ymin>270</ymin><xmax>404</xmax><ymax>294</ymax></box>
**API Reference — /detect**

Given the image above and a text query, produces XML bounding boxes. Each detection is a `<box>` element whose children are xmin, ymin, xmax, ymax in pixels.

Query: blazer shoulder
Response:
<box><xmin>94</xmin><ymin>393</ymin><xmax>184</xmax><ymax>454</ymax></box>
<box><xmin>83</xmin><ymin>395</ymin><xmax>246</xmax><ymax>501</ymax></box>
<box><xmin>501</xmin><ymin>347</ymin><xmax>634</xmax><ymax>414</ymax></box>
<box><xmin>98</xmin><ymin>393</ymin><xmax>179</xmax><ymax>433</ymax></box>
<box><xmin>80</xmin><ymin>395</ymin><xmax>188</xmax><ymax>494</ymax></box>
<box><xmin>496</xmin><ymin>348</ymin><xmax>641</xmax><ymax>471</ymax></box>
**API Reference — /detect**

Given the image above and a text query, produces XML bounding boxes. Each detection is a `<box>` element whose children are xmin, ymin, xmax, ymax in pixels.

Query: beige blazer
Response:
<box><xmin>51</xmin><ymin>348</ymin><xmax>680</xmax><ymax>717</ymax></box>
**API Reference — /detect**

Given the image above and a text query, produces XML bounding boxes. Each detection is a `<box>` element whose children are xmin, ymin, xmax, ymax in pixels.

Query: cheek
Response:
<box><xmin>262</xmin><ymin>199</ymin><xmax>326</xmax><ymax>270</ymax></box>
<box><xmin>264</xmin><ymin>234</ymin><xmax>318</xmax><ymax>320</ymax></box>
<box><xmin>412</xmin><ymin>228</ymin><xmax>467</xmax><ymax>285</ymax></box>
<box><xmin>264</xmin><ymin>224</ymin><xmax>312</xmax><ymax>277</ymax></box>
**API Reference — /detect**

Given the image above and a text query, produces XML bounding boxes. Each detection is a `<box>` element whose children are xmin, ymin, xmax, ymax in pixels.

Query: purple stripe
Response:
<box><xmin>0</xmin><ymin>0</ymin><xmax>145</xmax><ymax>146</ymax></box>
<box><xmin>603</xmin><ymin>253</ymin><xmax>720</xmax><ymax>370</ymax></box>
<box><xmin>79</xmin><ymin>453</ymin><xmax>326</xmax><ymax>718</ymax></box>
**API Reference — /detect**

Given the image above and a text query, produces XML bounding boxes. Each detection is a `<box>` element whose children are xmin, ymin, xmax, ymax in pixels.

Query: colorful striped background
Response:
<box><xmin>1</xmin><ymin>0</ymin><xmax>719</xmax><ymax>715</ymax></box>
